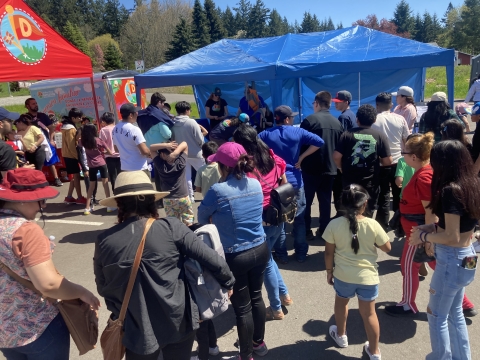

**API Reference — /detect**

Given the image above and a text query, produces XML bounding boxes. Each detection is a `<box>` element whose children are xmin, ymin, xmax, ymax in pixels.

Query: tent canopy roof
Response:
<box><xmin>135</xmin><ymin>26</ymin><xmax>454</xmax><ymax>88</ymax></box>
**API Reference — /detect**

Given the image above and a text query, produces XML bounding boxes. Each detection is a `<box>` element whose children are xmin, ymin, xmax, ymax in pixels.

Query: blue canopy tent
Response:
<box><xmin>135</xmin><ymin>26</ymin><xmax>455</xmax><ymax>124</ymax></box>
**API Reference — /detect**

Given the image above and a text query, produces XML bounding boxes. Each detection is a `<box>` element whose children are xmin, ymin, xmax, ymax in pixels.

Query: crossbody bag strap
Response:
<box><xmin>0</xmin><ymin>262</ymin><xmax>43</xmax><ymax>296</ymax></box>
<box><xmin>118</xmin><ymin>217</ymin><xmax>155</xmax><ymax>322</ymax></box>
<box><xmin>253</xmin><ymin>163</ymin><xmax>279</xmax><ymax>191</ymax></box>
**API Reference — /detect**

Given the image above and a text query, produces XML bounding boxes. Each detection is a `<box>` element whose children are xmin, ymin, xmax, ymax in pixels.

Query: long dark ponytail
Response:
<box><xmin>341</xmin><ymin>184</ymin><xmax>369</xmax><ymax>254</ymax></box>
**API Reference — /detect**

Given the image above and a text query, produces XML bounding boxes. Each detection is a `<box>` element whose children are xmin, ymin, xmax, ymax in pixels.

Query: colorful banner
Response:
<box><xmin>109</xmin><ymin>78</ymin><xmax>146</xmax><ymax>119</ymax></box>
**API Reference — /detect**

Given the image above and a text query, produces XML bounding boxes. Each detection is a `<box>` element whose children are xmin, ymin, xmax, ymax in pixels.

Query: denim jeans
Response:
<box><xmin>303</xmin><ymin>173</ymin><xmax>335</xmax><ymax>233</ymax></box>
<box><xmin>0</xmin><ymin>314</ymin><xmax>70</xmax><ymax>360</ymax></box>
<box><xmin>426</xmin><ymin>244</ymin><xmax>476</xmax><ymax>360</ymax></box>
<box><xmin>263</xmin><ymin>224</ymin><xmax>288</xmax><ymax>311</ymax></box>
<box><xmin>225</xmin><ymin>242</ymin><xmax>269</xmax><ymax>360</ymax></box>
<box><xmin>126</xmin><ymin>330</ymin><xmax>196</xmax><ymax>360</ymax></box>
<box><xmin>274</xmin><ymin>186</ymin><xmax>308</xmax><ymax>260</ymax></box>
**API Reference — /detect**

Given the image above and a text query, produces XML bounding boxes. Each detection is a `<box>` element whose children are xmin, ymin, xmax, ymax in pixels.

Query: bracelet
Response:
<box><xmin>419</xmin><ymin>231</ymin><xmax>427</xmax><ymax>243</ymax></box>
<box><xmin>326</xmin><ymin>269</ymin><xmax>334</xmax><ymax>273</ymax></box>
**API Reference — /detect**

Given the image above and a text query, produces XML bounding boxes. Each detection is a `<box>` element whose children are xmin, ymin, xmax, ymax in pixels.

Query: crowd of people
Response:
<box><xmin>0</xmin><ymin>85</ymin><xmax>480</xmax><ymax>360</ymax></box>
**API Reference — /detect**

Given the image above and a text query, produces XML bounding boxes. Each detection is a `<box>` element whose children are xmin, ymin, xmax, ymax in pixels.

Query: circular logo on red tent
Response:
<box><xmin>0</xmin><ymin>5</ymin><xmax>46</xmax><ymax>65</ymax></box>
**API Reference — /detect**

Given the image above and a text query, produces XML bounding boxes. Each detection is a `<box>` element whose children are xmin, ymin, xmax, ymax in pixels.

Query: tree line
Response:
<box><xmin>26</xmin><ymin>0</ymin><xmax>480</xmax><ymax>72</ymax></box>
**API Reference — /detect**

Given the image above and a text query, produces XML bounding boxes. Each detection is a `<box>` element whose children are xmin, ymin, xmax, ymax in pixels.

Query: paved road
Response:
<box><xmin>1</xmin><ymin>118</ymin><xmax>479</xmax><ymax>360</ymax></box>
<box><xmin>0</xmin><ymin>95</ymin><xmax>30</xmax><ymax>107</ymax></box>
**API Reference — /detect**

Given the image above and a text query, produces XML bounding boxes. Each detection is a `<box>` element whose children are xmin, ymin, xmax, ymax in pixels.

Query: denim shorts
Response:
<box><xmin>334</xmin><ymin>277</ymin><xmax>379</xmax><ymax>301</ymax></box>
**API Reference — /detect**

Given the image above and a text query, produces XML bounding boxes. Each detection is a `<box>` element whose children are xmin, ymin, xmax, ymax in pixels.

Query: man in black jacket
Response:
<box><xmin>300</xmin><ymin>91</ymin><xmax>343</xmax><ymax>239</ymax></box>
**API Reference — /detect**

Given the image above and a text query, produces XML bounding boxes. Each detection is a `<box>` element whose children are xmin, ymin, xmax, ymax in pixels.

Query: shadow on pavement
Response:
<box><xmin>377</xmin><ymin>259</ymin><xmax>401</xmax><ymax>276</ymax></box>
<box><xmin>263</xmin><ymin>339</ymin><xmax>360</xmax><ymax>359</ymax></box>
<box><xmin>59</xmin><ymin>229</ymin><xmax>105</xmax><ymax>244</ymax></box>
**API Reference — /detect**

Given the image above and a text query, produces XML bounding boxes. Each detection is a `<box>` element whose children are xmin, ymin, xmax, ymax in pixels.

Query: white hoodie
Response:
<box><xmin>171</xmin><ymin>115</ymin><xmax>204</xmax><ymax>159</ymax></box>
<box><xmin>465</xmin><ymin>79</ymin><xmax>480</xmax><ymax>102</ymax></box>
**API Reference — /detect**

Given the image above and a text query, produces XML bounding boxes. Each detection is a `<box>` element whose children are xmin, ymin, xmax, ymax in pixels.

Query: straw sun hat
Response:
<box><xmin>99</xmin><ymin>171</ymin><xmax>170</xmax><ymax>208</ymax></box>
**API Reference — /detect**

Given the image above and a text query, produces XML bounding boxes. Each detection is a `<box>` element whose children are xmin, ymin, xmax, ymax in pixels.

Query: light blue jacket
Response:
<box><xmin>198</xmin><ymin>174</ymin><xmax>265</xmax><ymax>254</ymax></box>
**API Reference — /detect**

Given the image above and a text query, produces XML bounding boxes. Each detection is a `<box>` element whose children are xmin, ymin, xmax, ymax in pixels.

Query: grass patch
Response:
<box><xmin>146</xmin><ymin>86</ymin><xmax>193</xmax><ymax>95</ymax></box>
<box><xmin>170</xmin><ymin>102</ymin><xmax>199</xmax><ymax>118</ymax></box>
<box><xmin>0</xmin><ymin>83</ymin><xmax>30</xmax><ymax>98</ymax></box>
<box><xmin>425</xmin><ymin>66</ymin><xmax>471</xmax><ymax>100</ymax></box>
<box><xmin>3</xmin><ymin>104</ymin><xmax>26</xmax><ymax>113</ymax></box>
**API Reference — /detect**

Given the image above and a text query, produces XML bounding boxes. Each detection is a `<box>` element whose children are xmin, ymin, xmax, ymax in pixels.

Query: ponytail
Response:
<box><xmin>218</xmin><ymin>154</ymin><xmax>255</xmax><ymax>180</ymax></box>
<box><xmin>341</xmin><ymin>184</ymin><xmax>369</xmax><ymax>255</ymax></box>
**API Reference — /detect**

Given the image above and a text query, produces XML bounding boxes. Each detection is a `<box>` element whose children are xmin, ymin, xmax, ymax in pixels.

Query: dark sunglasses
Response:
<box><xmin>401</xmin><ymin>151</ymin><xmax>413</xmax><ymax>155</ymax></box>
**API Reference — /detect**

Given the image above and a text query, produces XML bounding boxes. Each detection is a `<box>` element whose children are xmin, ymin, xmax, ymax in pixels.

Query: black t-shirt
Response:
<box><xmin>335</xmin><ymin>127</ymin><xmax>391</xmax><ymax>188</ymax></box>
<box><xmin>0</xmin><ymin>140</ymin><xmax>17</xmax><ymax>183</ymax></box>
<box><xmin>338</xmin><ymin>109</ymin><xmax>355</xmax><ymax>131</ymax></box>
<box><xmin>436</xmin><ymin>186</ymin><xmax>478</xmax><ymax>233</ymax></box>
<box><xmin>153</xmin><ymin>152</ymin><xmax>188</xmax><ymax>199</ymax></box>
<box><xmin>31</xmin><ymin>112</ymin><xmax>52</xmax><ymax>139</ymax></box>
<box><xmin>300</xmin><ymin>110</ymin><xmax>344</xmax><ymax>176</ymax></box>
<box><xmin>472</xmin><ymin>123</ymin><xmax>480</xmax><ymax>162</ymax></box>
<box><xmin>205</xmin><ymin>98</ymin><xmax>228</xmax><ymax>129</ymax></box>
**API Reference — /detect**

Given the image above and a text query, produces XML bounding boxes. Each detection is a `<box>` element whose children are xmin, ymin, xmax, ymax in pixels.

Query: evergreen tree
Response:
<box><xmin>431</xmin><ymin>13</ymin><xmax>442</xmax><ymax>41</ymax></box>
<box><xmin>284</xmin><ymin>17</ymin><xmax>295</xmax><ymax>33</ymax></box>
<box><xmin>326</xmin><ymin>17</ymin><xmax>335</xmax><ymax>31</ymax></box>
<box><xmin>233</xmin><ymin>0</ymin><xmax>251</xmax><ymax>31</ymax></box>
<box><xmin>102</xmin><ymin>0</ymin><xmax>129</xmax><ymax>39</ymax></box>
<box><xmin>421</xmin><ymin>11</ymin><xmax>434</xmax><ymax>43</ymax></box>
<box><xmin>165</xmin><ymin>18</ymin><xmax>197</xmax><ymax>61</ymax></box>
<box><xmin>104</xmin><ymin>42</ymin><xmax>123</xmax><ymax>70</ymax></box>
<box><xmin>413</xmin><ymin>12</ymin><xmax>423</xmax><ymax>41</ymax></box>
<box><xmin>442</xmin><ymin>2</ymin><xmax>454</xmax><ymax>25</ymax></box>
<box><xmin>337</xmin><ymin>22</ymin><xmax>344</xmax><ymax>29</ymax></box>
<box><xmin>192</xmin><ymin>0</ymin><xmax>211</xmax><ymax>47</ymax></box>
<box><xmin>300</xmin><ymin>12</ymin><xmax>318</xmax><ymax>33</ymax></box>
<box><xmin>222</xmin><ymin>6</ymin><xmax>237</xmax><ymax>37</ymax></box>
<box><xmin>268</xmin><ymin>9</ymin><xmax>286</xmax><ymax>36</ymax></box>
<box><xmin>451</xmin><ymin>0</ymin><xmax>480</xmax><ymax>53</ymax></box>
<box><xmin>392</xmin><ymin>0</ymin><xmax>414</xmax><ymax>35</ymax></box>
<box><xmin>204</xmin><ymin>0</ymin><xmax>226</xmax><ymax>42</ymax></box>
<box><xmin>246</xmin><ymin>0</ymin><xmax>270</xmax><ymax>38</ymax></box>
<box><xmin>63</xmin><ymin>21</ymin><xmax>92</xmax><ymax>57</ymax></box>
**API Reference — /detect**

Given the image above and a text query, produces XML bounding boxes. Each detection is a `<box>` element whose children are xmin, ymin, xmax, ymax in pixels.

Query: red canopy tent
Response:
<box><xmin>0</xmin><ymin>0</ymin><xmax>92</xmax><ymax>80</ymax></box>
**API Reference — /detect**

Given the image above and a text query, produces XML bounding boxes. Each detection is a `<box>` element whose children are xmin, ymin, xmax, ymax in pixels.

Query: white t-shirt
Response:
<box><xmin>112</xmin><ymin>121</ymin><xmax>148</xmax><ymax>171</ymax></box>
<box><xmin>371</xmin><ymin>111</ymin><xmax>410</xmax><ymax>164</ymax></box>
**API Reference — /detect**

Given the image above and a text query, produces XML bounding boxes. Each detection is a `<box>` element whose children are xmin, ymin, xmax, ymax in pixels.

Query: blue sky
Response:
<box><xmin>120</xmin><ymin>0</ymin><xmax>462</xmax><ymax>27</ymax></box>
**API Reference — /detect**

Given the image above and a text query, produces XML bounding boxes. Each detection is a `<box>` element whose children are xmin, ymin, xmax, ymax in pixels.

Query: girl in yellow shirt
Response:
<box><xmin>14</xmin><ymin>115</ymin><xmax>45</xmax><ymax>170</ymax></box>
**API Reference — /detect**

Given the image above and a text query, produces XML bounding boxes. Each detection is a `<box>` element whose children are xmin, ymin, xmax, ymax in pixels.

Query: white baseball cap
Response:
<box><xmin>392</xmin><ymin>86</ymin><xmax>414</xmax><ymax>97</ymax></box>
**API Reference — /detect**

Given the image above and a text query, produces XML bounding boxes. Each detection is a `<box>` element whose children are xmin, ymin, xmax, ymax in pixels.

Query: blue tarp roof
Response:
<box><xmin>136</xmin><ymin>26</ymin><xmax>454</xmax><ymax>87</ymax></box>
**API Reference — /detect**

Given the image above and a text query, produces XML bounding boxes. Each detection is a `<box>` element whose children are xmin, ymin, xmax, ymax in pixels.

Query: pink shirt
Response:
<box><xmin>247</xmin><ymin>150</ymin><xmax>287</xmax><ymax>209</ymax></box>
<box><xmin>393</xmin><ymin>103</ymin><xmax>417</xmax><ymax>131</ymax></box>
<box><xmin>80</xmin><ymin>138</ymin><xmax>108</xmax><ymax>168</ymax></box>
<box><xmin>98</xmin><ymin>125</ymin><xmax>119</xmax><ymax>158</ymax></box>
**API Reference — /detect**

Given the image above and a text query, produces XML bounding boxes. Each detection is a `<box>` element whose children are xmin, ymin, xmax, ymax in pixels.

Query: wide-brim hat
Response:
<box><xmin>100</xmin><ymin>171</ymin><xmax>170</xmax><ymax>208</ymax></box>
<box><xmin>0</xmin><ymin>168</ymin><xmax>59</xmax><ymax>202</ymax></box>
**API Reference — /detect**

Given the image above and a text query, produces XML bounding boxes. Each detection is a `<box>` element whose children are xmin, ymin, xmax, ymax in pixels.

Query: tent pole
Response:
<box><xmin>298</xmin><ymin>77</ymin><xmax>303</xmax><ymax>122</ymax></box>
<box><xmin>446</xmin><ymin>65</ymin><xmax>455</xmax><ymax>106</ymax></box>
<box><xmin>90</xmin><ymin>76</ymin><xmax>101</xmax><ymax>129</ymax></box>
<box><xmin>358</xmin><ymin>73</ymin><xmax>361</xmax><ymax>106</ymax></box>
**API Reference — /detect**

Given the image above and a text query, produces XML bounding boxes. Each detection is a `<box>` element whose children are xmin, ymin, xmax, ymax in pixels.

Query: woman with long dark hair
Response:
<box><xmin>209</xmin><ymin>114</ymin><xmax>249</xmax><ymax>146</ymax></box>
<box><xmin>440</xmin><ymin>119</ymin><xmax>474</xmax><ymax>159</ymax></box>
<box><xmin>410</xmin><ymin>140</ymin><xmax>480</xmax><ymax>360</ymax></box>
<box><xmin>95</xmin><ymin>171</ymin><xmax>234</xmax><ymax>360</ymax></box>
<box><xmin>198</xmin><ymin>142</ymin><xmax>269</xmax><ymax>360</ymax></box>
<box><xmin>13</xmin><ymin>114</ymin><xmax>45</xmax><ymax>170</ymax></box>
<box><xmin>418</xmin><ymin>92</ymin><xmax>463</xmax><ymax>141</ymax></box>
<box><xmin>233</xmin><ymin>124</ymin><xmax>293</xmax><ymax>321</ymax></box>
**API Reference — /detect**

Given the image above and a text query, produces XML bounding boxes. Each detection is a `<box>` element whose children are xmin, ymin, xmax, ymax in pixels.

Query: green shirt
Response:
<box><xmin>395</xmin><ymin>157</ymin><xmax>415</xmax><ymax>199</ymax></box>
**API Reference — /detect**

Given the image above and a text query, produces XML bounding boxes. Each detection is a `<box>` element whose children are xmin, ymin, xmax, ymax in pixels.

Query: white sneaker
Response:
<box><xmin>364</xmin><ymin>341</ymin><xmax>381</xmax><ymax>360</ymax></box>
<box><xmin>190</xmin><ymin>356</ymin><xmax>199</xmax><ymax>360</ymax></box>
<box><xmin>473</xmin><ymin>241</ymin><xmax>480</xmax><ymax>253</ymax></box>
<box><xmin>329</xmin><ymin>325</ymin><xmax>348</xmax><ymax>348</ymax></box>
<box><xmin>195</xmin><ymin>346</ymin><xmax>219</xmax><ymax>356</ymax></box>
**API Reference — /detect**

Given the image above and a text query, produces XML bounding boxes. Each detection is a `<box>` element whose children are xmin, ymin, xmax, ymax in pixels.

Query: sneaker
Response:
<box><xmin>281</xmin><ymin>294</ymin><xmax>293</xmax><ymax>306</ymax></box>
<box><xmin>54</xmin><ymin>178</ymin><xmax>63</xmax><ymax>187</ymax></box>
<box><xmin>463</xmin><ymin>308</ymin><xmax>478</xmax><ymax>317</ymax></box>
<box><xmin>273</xmin><ymin>253</ymin><xmax>289</xmax><ymax>264</ymax></box>
<box><xmin>296</xmin><ymin>254</ymin><xmax>307</xmax><ymax>263</ymax></box>
<box><xmin>253</xmin><ymin>341</ymin><xmax>268</xmax><ymax>356</ymax></box>
<box><xmin>364</xmin><ymin>341</ymin><xmax>381</xmax><ymax>360</ymax></box>
<box><xmin>92</xmin><ymin>198</ymin><xmax>100</xmax><ymax>205</ymax></box>
<box><xmin>107</xmin><ymin>207</ymin><xmax>117</xmax><ymax>213</ymax></box>
<box><xmin>225</xmin><ymin>356</ymin><xmax>252</xmax><ymax>360</ymax></box>
<box><xmin>329</xmin><ymin>325</ymin><xmax>348</xmax><ymax>348</ymax></box>
<box><xmin>209</xmin><ymin>346</ymin><xmax>219</xmax><ymax>356</ymax></box>
<box><xmin>473</xmin><ymin>241</ymin><xmax>480</xmax><ymax>253</ymax></box>
<box><xmin>64</xmin><ymin>196</ymin><xmax>76</xmax><ymax>204</ymax></box>
<box><xmin>76</xmin><ymin>197</ymin><xmax>87</xmax><ymax>205</ymax></box>
<box><xmin>384</xmin><ymin>305</ymin><xmax>418</xmax><ymax>317</ymax></box>
<box><xmin>266</xmin><ymin>306</ymin><xmax>284</xmax><ymax>320</ymax></box>
<box><xmin>190</xmin><ymin>356</ymin><xmax>199</xmax><ymax>360</ymax></box>
<box><xmin>84</xmin><ymin>209</ymin><xmax>91</xmax><ymax>215</ymax></box>
<box><xmin>306</xmin><ymin>230</ymin><xmax>314</xmax><ymax>241</ymax></box>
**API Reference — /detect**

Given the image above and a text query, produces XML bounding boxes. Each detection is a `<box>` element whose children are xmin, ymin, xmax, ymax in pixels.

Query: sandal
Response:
<box><xmin>281</xmin><ymin>294</ymin><xmax>293</xmax><ymax>306</ymax></box>
<box><xmin>266</xmin><ymin>306</ymin><xmax>284</xmax><ymax>320</ymax></box>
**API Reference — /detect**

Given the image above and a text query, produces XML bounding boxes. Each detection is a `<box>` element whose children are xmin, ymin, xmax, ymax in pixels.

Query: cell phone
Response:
<box><xmin>462</xmin><ymin>256</ymin><xmax>478</xmax><ymax>269</ymax></box>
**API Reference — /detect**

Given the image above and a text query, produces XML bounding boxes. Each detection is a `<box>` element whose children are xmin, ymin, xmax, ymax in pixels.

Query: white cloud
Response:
<box><xmin>83</xmin><ymin>83</ymin><xmax>92</xmax><ymax>93</ymax></box>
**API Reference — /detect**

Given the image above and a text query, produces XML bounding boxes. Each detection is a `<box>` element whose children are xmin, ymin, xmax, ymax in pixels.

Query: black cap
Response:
<box><xmin>274</xmin><ymin>105</ymin><xmax>299</xmax><ymax>122</ymax></box>
<box><xmin>214</xmin><ymin>87</ymin><xmax>222</xmax><ymax>96</ymax></box>
<box><xmin>120</xmin><ymin>103</ymin><xmax>140</xmax><ymax>118</ymax></box>
<box><xmin>332</xmin><ymin>90</ymin><xmax>352</xmax><ymax>103</ymax></box>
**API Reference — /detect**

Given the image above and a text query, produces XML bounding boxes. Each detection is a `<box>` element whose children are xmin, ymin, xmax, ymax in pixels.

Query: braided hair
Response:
<box><xmin>341</xmin><ymin>184</ymin><xmax>369</xmax><ymax>254</ymax></box>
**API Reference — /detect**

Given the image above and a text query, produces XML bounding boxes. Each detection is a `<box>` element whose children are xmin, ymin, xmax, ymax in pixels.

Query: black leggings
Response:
<box><xmin>25</xmin><ymin>148</ymin><xmax>46</xmax><ymax>170</ymax></box>
<box><xmin>125</xmin><ymin>330</ymin><xmax>196</xmax><ymax>360</ymax></box>
<box><xmin>105</xmin><ymin>157</ymin><xmax>122</xmax><ymax>190</ymax></box>
<box><xmin>225</xmin><ymin>241</ymin><xmax>269</xmax><ymax>360</ymax></box>
<box><xmin>196</xmin><ymin>320</ymin><xmax>217</xmax><ymax>360</ymax></box>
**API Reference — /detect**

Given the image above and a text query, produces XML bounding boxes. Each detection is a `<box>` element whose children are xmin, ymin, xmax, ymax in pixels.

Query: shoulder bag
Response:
<box><xmin>254</xmin><ymin>167</ymin><xmax>297</xmax><ymax>226</ymax></box>
<box><xmin>0</xmin><ymin>263</ymin><xmax>99</xmax><ymax>356</ymax></box>
<box><xmin>100</xmin><ymin>217</ymin><xmax>155</xmax><ymax>360</ymax></box>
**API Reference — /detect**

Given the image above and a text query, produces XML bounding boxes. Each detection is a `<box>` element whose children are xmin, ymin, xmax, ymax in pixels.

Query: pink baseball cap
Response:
<box><xmin>208</xmin><ymin>142</ymin><xmax>247</xmax><ymax>168</ymax></box>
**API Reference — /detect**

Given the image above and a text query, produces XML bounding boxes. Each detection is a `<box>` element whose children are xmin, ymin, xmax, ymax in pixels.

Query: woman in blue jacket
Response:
<box><xmin>198</xmin><ymin>142</ymin><xmax>269</xmax><ymax>360</ymax></box>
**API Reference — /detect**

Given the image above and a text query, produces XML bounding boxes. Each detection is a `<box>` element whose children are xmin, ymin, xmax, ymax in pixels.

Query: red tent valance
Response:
<box><xmin>0</xmin><ymin>0</ymin><xmax>92</xmax><ymax>81</ymax></box>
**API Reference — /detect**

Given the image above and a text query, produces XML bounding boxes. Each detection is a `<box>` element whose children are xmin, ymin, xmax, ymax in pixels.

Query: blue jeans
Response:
<box><xmin>426</xmin><ymin>244</ymin><xmax>476</xmax><ymax>360</ymax></box>
<box><xmin>0</xmin><ymin>314</ymin><xmax>70</xmax><ymax>360</ymax></box>
<box><xmin>263</xmin><ymin>224</ymin><xmax>288</xmax><ymax>311</ymax></box>
<box><xmin>274</xmin><ymin>187</ymin><xmax>307</xmax><ymax>260</ymax></box>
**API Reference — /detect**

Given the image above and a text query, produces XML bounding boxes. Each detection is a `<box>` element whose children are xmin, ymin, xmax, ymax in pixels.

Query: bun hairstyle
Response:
<box><xmin>218</xmin><ymin>153</ymin><xmax>255</xmax><ymax>180</ymax></box>
<box><xmin>405</xmin><ymin>132</ymin><xmax>434</xmax><ymax>161</ymax></box>
<box><xmin>341</xmin><ymin>184</ymin><xmax>369</xmax><ymax>254</ymax></box>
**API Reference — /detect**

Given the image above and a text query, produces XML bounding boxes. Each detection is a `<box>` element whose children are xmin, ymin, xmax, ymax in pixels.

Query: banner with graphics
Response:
<box><xmin>109</xmin><ymin>78</ymin><xmax>147</xmax><ymax>119</ymax></box>
<box><xmin>0</xmin><ymin>0</ymin><xmax>92</xmax><ymax>81</ymax></box>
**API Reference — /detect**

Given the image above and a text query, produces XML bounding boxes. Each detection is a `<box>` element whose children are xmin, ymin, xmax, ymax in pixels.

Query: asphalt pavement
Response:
<box><xmin>2</xmin><ymin>118</ymin><xmax>480</xmax><ymax>360</ymax></box>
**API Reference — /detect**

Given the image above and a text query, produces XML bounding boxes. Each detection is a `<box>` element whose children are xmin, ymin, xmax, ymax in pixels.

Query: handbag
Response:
<box><xmin>413</xmin><ymin>245</ymin><xmax>436</xmax><ymax>263</ymax></box>
<box><xmin>254</xmin><ymin>168</ymin><xmax>297</xmax><ymax>226</ymax></box>
<box><xmin>100</xmin><ymin>217</ymin><xmax>155</xmax><ymax>360</ymax></box>
<box><xmin>0</xmin><ymin>262</ymin><xmax>98</xmax><ymax>355</ymax></box>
